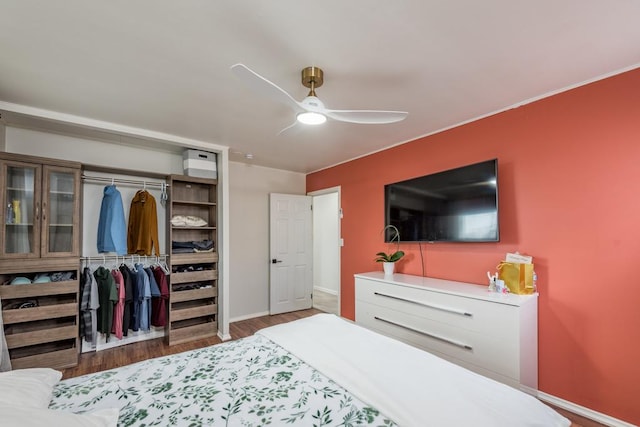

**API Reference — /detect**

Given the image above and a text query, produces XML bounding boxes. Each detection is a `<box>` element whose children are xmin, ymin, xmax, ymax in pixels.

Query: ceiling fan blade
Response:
<box><xmin>277</xmin><ymin>120</ymin><xmax>298</xmax><ymax>136</ymax></box>
<box><xmin>231</xmin><ymin>63</ymin><xmax>303</xmax><ymax>112</ymax></box>
<box><xmin>324</xmin><ymin>109</ymin><xmax>408</xmax><ymax>124</ymax></box>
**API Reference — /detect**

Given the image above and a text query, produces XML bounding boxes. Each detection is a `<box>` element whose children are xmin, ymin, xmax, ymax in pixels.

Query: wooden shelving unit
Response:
<box><xmin>0</xmin><ymin>152</ymin><xmax>81</xmax><ymax>369</ymax></box>
<box><xmin>167</xmin><ymin>175</ymin><xmax>218</xmax><ymax>345</ymax></box>
<box><xmin>0</xmin><ymin>259</ymin><xmax>80</xmax><ymax>369</ymax></box>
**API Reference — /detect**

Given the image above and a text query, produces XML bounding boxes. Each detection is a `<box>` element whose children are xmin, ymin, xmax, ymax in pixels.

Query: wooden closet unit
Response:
<box><xmin>0</xmin><ymin>152</ymin><xmax>81</xmax><ymax>369</ymax></box>
<box><xmin>0</xmin><ymin>259</ymin><xmax>79</xmax><ymax>369</ymax></box>
<box><xmin>0</xmin><ymin>152</ymin><xmax>81</xmax><ymax>259</ymax></box>
<box><xmin>167</xmin><ymin>175</ymin><xmax>218</xmax><ymax>345</ymax></box>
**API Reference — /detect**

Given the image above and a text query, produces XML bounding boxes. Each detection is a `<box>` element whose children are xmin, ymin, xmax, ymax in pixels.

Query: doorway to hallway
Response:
<box><xmin>310</xmin><ymin>188</ymin><xmax>341</xmax><ymax>316</ymax></box>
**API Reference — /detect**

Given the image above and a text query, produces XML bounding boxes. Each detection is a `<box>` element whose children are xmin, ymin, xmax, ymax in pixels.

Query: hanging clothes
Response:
<box><xmin>80</xmin><ymin>267</ymin><xmax>99</xmax><ymax>347</ymax></box>
<box><xmin>144</xmin><ymin>264</ymin><xmax>161</xmax><ymax>321</ymax></box>
<box><xmin>119</xmin><ymin>264</ymin><xmax>134</xmax><ymax>337</ymax></box>
<box><xmin>127</xmin><ymin>190</ymin><xmax>159</xmax><ymax>256</ymax></box>
<box><xmin>93</xmin><ymin>266</ymin><xmax>118</xmax><ymax>340</ymax></box>
<box><xmin>151</xmin><ymin>266</ymin><xmax>169</xmax><ymax>327</ymax></box>
<box><xmin>171</xmin><ymin>239</ymin><xmax>214</xmax><ymax>253</ymax></box>
<box><xmin>110</xmin><ymin>269</ymin><xmax>125</xmax><ymax>340</ymax></box>
<box><xmin>97</xmin><ymin>185</ymin><xmax>127</xmax><ymax>255</ymax></box>
<box><xmin>145</xmin><ymin>266</ymin><xmax>161</xmax><ymax>297</ymax></box>
<box><xmin>133</xmin><ymin>263</ymin><xmax>151</xmax><ymax>331</ymax></box>
<box><xmin>130</xmin><ymin>264</ymin><xmax>141</xmax><ymax>332</ymax></box>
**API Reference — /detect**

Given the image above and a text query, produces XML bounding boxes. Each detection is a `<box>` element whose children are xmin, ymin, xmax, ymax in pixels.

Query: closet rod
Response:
<box><xmin>80</xmin><ymin>254</ymin><xmax>169</xmax><ymax>261</ymax></box>
<box><xmin>81</xmin><ymin>174</ymin><xmax>170</xmax><ymax>188</ymax></box>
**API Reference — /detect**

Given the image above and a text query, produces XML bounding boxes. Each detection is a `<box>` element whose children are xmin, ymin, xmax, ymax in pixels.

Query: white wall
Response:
<box><xmin>312</xmin><ymin>192</ymin><xmax>340</xmax><ymax>294</ymax></box>
<box><xmin>5</xmin><ymin>127</ymin><xmax>183</xmax><ymax>174</ymax></box>
<box><xmin>0</xmin><ymin>123</ymin><xmax>5</xmax><ymax>151</ymax></box>
<box><xmin>229</xmin><ymin>161</ymin><xmax>305</xmax><ymax>320</ymax></box>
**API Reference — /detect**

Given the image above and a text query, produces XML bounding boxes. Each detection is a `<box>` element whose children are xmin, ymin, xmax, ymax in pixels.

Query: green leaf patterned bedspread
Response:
<box><xmin>50</xmin><ymin>334</ymin><xmax>396</xmax><ymax>426</ymax></box>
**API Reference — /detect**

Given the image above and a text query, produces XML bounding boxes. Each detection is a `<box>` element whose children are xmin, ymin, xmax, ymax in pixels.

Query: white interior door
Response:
<box><xmin>269</xmin><ymin>193</ymin><xmax>313</xmax><ymax>315</ymax></box>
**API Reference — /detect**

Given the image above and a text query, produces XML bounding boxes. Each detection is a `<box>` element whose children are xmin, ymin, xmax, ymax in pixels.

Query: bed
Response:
<box><xmin>0</xmin><ymin>314</ymin><xmax>570</xmax><ymax>426</ymax></box>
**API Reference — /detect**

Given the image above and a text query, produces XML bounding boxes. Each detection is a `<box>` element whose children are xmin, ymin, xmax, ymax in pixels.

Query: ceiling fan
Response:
<box><xmin>231</xmin><ymin>64</ymin><xmax>408</xmax><ymax>130</ymax></box>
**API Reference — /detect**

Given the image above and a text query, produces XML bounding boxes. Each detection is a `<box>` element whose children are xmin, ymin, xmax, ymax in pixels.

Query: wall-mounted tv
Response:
<box><xmin>384</xmin><ymin>159</ymin><xmax>499</xmax><ymax>242</ymax></box>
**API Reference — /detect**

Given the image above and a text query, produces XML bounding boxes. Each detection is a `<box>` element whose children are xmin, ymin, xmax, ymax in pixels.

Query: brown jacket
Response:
<box><xmin>127</xmin><ymin>190</ymin><xmax>159</xmax><ymax>256</ymax></box>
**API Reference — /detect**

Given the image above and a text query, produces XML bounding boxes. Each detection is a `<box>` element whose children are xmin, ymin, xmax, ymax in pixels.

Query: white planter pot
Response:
<box><xmin>383</xmin><ymin>262</ymin><xmax>395</xmax><ymax>276</ymax></box>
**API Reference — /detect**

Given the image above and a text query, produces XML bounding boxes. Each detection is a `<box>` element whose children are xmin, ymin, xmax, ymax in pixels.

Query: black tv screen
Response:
<box><xmin>384</xmin><ymin>159</ymin><xmax>499</xmax><ymax>242</ymax></box>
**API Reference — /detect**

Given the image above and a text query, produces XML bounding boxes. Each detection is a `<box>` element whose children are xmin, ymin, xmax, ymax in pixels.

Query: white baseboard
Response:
<box><xmin>81</xmin><ymin>326</ymin><xmax>165</xmax><ymax>353</ymax></box>
<box><xmin>313</xmin><ymin>286</ymin><xmax>338</xmax><ymax>295</ymax></box>
<box><xmin>229</xmin><ymin>310</ymin><xmax>270</xmax><ymax>323</ymax></box>
<box><xmin>538</xmin><ymin>391</ymin><xmax>635</xmax><ymax>427</ymax></box>
<box><xmin>217</xmin><ymin>330</ymin><xmax>232</xmax><ymax>341</ymax></box>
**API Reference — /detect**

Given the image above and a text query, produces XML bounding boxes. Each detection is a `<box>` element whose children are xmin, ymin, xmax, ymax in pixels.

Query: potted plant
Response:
<box><xmin>375</xmin><ymin>224</ymin><xmax>404</xmax><ymax>275</ymax></box>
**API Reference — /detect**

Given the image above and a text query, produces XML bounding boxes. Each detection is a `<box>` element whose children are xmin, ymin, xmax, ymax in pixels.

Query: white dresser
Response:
<box><xmin>355</xmin><ymin>272</ymin><xmax>538</xmax><ymax>393</ymax></box>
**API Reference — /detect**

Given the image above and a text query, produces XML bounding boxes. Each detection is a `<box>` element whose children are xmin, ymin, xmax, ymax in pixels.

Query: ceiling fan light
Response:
<box><xmin>296</xmin><ymin>111</ymin><xmax>326</xmax><ymax>125</ymax></box>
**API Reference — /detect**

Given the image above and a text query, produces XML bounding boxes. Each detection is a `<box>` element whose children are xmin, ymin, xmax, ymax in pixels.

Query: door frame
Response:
<box><xmin>308</xmin><ymin>186</ymin><xmax>341</xmax><ymax>316</ymax></box>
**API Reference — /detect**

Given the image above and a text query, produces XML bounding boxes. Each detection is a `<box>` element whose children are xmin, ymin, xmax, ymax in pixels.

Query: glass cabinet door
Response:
<box><xmin>1</xmin><ymin>161</ymin><xmax>41</xmax><ymax>258</ymax></box>
<box><xmin>42</xmin><ymin>166</ymin><xmax>80</xmax><ymax>257</ymax></box>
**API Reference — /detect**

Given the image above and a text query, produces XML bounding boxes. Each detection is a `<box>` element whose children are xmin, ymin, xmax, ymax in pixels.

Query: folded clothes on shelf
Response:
<box><xmin>51</xmin><ymin>271</ymin><xmax>75</xmax><ymax>282</ymax></box>
<box><xmin>3</xmin><ymin>300</ymin><xmax>39</xmax><ymax>309</ymax></box>
<box><xmin>173</xmin><ymin>282</ymin><xmax>213</xmax><ymax>291</ymax></box>
<box><xmin>8</xmin><ymin>271</ymin><xmax>76</xmax><ymax>285</ymax></box>
<box><xmin>171</xmin><ymin>215</ymin><xmax>208</xmax><ymax>227</ymax></box>
<box><xmin>171</xmin><ymin>240</ymin><xmax>214</xmax><ymax>253</ymax></box>
<box><xmin>173</xmin><ymin>264</ymin><xmax>212</xmax><ymax>273</ymax></box>
<box><xmin>172</xmin><ymin>247</ymin><xmax>197</xmax><ymax>254</ymax></box>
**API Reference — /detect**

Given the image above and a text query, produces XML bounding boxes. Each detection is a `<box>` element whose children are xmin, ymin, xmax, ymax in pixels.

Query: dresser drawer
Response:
<box><xmin>355</xmin><ymin>278</ymin><xmax>519</xmax><ymax>337</ymax></box>
<box><xmin>354</xmin><ymin>272</ymin><xmax>538</xmax><ymax>392</ymax></box>
<box><xmin>356</xmin><ymin>300</ymin><xmax>520</xmax><ymax>380</ymax></box>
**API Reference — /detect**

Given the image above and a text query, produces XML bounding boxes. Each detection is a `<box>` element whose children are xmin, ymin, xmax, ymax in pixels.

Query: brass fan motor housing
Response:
<box><xmin>301</xmin><ymin>66</ymin><xmax>324</xmax><ymax>96</ymax></box>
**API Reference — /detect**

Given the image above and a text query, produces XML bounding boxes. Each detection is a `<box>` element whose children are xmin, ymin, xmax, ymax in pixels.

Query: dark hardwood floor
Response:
<box><xmin>61</xmin><ymin>308</ymin><xmax>323</xmax><ymax>379</ymax></box>
<box><xmin>61</xmin><ymin>307</ymin><xmax>603</xmax><ymax>427</ymax></box>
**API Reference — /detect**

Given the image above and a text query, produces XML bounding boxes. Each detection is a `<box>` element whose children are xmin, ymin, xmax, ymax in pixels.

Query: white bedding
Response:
<box><xmin>258</xmin><ymin>313</ymin><xmax>570</xmax><ymax>427</ymax></box>
<box><xmin>50</xmin><ymin>329</ymin><xmax>394</xmax><ymax>426</ymax></box>
<box><xmin>48</xmin><ymin>313</ymin><xmax>570</xmax><ymax>426</ymax></box>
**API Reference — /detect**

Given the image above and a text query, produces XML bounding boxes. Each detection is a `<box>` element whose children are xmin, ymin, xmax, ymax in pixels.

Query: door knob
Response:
<box><xmin>271</xmin><ymin>259</ymin><xmax>283</xmax><ymax>264</ymax></box>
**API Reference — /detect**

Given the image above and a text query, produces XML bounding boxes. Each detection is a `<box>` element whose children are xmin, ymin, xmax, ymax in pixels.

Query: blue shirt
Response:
<box><xmin>135</xmin><ymin>264</ymin><xmax>151</xmax><ymax>331</ymax></box>
<box><xmin>97</xmin><ymin>185</ymin><xmax>127</xmax><ymax>255</ymax></box>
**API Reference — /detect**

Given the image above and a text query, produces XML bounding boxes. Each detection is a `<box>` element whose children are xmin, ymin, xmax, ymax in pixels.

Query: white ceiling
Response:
<box><xmin>1</xmin><ymin>1</ymin><xmax>639</xmax><ymax>173</ymax></box>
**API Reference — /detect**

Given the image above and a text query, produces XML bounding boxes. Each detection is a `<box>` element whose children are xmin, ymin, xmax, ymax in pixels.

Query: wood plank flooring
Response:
<box><xmin>61</xmin><ymin>308</ymin><xmax>323</xmax><ymax>379</ymax></box>
<box><xmin>61</xmin><ymin>308</ymin><xmax>603</xmax><ymax>427</ymax></box>
<box><xmin>312</xmin><ymin>289</ymin><xmax>339</xmax><ymax>315</ymax></box>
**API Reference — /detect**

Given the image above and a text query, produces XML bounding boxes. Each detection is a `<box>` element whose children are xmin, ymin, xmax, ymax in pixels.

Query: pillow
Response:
<box><xmin>0</xmin><ymin>368</ymin><xmax>62</xmax><ymax>408</ymax></box>
<box><xmin>0</xmin><ymin>406</ymin><xmax>119</xmax><ymax>427</ymax></box>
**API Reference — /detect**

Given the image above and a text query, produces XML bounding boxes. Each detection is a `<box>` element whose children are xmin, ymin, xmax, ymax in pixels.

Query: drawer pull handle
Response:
<box><xmin>374</xmin><ymin>316</ymin><xmax>473</xmax><ymax>351</ymax></box>
<box><xmin>373</xmin><ymin>291</ymin><xmax>473</xmax><ymax>317</ymax></box>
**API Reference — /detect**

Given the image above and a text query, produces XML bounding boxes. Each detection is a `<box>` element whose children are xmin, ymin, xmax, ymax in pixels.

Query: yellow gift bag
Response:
<box><xmin>497</xmin><ymin>261</ymin><xmax>535</xmax><ymax>295</ymax></box>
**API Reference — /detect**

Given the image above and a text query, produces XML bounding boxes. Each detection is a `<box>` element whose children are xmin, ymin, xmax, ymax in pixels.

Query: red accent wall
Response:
<box><xmin>307</xmin><ymin>68</ymin><xmax>640</xmax><ymax>424</ymax></box>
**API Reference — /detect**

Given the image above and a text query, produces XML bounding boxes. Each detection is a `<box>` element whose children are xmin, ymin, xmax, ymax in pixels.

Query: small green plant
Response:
<box><xmin>374</xmin><ymin>225</ymin><xmax>405</xmax><ymax>263</ymax></box>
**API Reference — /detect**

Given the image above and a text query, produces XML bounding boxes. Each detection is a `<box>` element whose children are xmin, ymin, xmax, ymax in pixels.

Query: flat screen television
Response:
<box><xmin>384</xmin><ymin>159</ymin><xmax>499</xmax><ymax>242</ymax></box>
